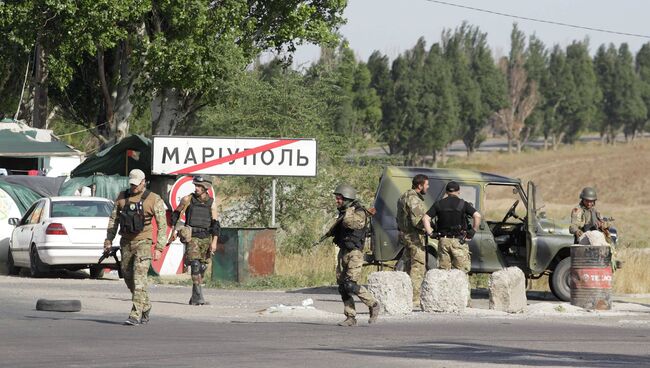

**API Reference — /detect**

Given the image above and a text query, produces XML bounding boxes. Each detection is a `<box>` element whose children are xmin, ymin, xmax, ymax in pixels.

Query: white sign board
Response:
<box><xmin>152</xmin><ymin>136</ymin><xmax>317</xmax><ymax>177</ymax></box>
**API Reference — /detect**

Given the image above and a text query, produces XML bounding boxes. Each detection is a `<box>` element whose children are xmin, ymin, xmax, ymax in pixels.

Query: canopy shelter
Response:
<box><xmin>71</xmin><ymin>135</ymin><xmax>151</xmax><ymax>178</ymax></box>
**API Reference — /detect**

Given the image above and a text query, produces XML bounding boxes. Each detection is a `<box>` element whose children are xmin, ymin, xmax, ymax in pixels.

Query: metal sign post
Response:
<box><xmin>271</xmin><ymin>178</ymin><xmax>276</xmax><ymax>227</ymax></box>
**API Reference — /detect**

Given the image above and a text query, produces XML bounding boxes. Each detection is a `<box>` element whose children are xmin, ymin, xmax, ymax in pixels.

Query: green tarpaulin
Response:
<box><xmin>71</xmin><ymin>135</ymin><xmax>151</xmax><ymax>177</ymax></box>
<box><xmin>0</xmin><ymin>181</ymin><xmax>41</xmax><ymax>215</ymax></box>
<box><xmin>59</xmin><ymin>175</ymin><xmax>129</xmax><ymax>200</ymax></box>
<box><xmin>0</xmin><ymin>119</ymin><xmax>80</xmax><ymax>157</ymax></box>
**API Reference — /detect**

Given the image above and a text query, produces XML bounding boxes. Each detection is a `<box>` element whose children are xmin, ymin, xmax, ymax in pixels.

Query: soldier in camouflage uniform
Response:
<box><xmin>569</xmin><ymin>187</ymin><xmax>612</xmax><ymax>244</ymax></box>
<box><xmin>323</xmin><ymin>184</ymin><xmax>380</xmax><ymax>327</ymax></box>
<box><xmin>170</xmin><ymin>176</ymin><xmax>220</xmax><ymax>305</ymax></box>
<box><xmin>396</xmin><ymin>174</ymin><xmax>431</xmax><ymax>306</ymax></box>
<box><xmin>423</xmin><ymin>181</ymin><xmax>481</xmax><ymax>273</ymax></box>
<box><xmin>104</xmin><ymin>169</ymin><xmax>167</xmax><ymax>326</ymax></box>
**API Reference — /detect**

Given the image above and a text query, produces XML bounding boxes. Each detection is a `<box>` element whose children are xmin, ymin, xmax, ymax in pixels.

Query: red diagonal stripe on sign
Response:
<box><xmin>170</xmin><ymin>139</ymin><xmax>300</xmax><ymax>174</ymax></box>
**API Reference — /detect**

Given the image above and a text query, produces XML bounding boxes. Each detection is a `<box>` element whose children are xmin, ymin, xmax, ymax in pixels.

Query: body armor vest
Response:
<box><xmin>333</xmin><ymin>205</ymin><xmax>368</xmax><ymax>251</ymax></box>
<box><xmin>119</xmin><ymin>190</ymin><xmax>151</xmax><ymax>234</ymax></box>
<box><xmin>579</xmin><ymin>207</ymin><xmax>600</xmax><ymax>232</ymax></box>
<box><xmin>186</xmin><ymin>195</ymin><xmax>213</xmax><ymax>230</ymax></box>
<box><xmin>436</xmin><ymin>197</ymin><xmax>467</xmax><ymax>236</ymax></box>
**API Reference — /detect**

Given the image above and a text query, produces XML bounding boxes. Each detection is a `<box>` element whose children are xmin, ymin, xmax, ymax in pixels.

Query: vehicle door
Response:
<box><xmin>526</xmin><ymin>181</ymin><xmax>543</xmax><ymax>273</ymax></box>
<box><xmin>472</xmin><ymin>184</ymin><xmax>509</xmax><ymax>272</ymax></box>
<box><xmin>11</xmin><ymin>200</ymin><xmax>43</xmax><ymax>265</ymax></box>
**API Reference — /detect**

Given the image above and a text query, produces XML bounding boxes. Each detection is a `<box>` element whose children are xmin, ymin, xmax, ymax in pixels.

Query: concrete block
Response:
<box><xmin>489</xmin><ymin>267</ymin><xmax>527</xmax><ymax>313</ymax></box>
<box><xmin>420</xmin><ymin>269</ymin><xmax>469</xmax><ymax>313</ymax></box>
<box><xmin>367</xmin><ymin>271</ymin><xmax>413</xmax><ymax>315</ymax></box>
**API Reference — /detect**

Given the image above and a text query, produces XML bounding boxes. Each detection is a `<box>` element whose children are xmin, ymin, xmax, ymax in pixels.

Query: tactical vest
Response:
<box><xmin>579</xmin><ymin>207</ymin><xmax>600</xmax><ymax>232</ymax></box>
<box><xmin>119</xmin><ymin>190</ymin><xmax>151</xmax><ymax>234</ymax></box>
<box><xmin>186</xmin><ymin>195</ymin><xmax>213</xmax><ymax>230</ymax></box>
<box><xmin>333</xmin><ymin>205</ymin><xmax>368</xmax><ymax>251</ymax></box>
<box><xmin>436</xmin><ymin>197</ymin><xmax>467</xmax><ymax>236</ymax></box>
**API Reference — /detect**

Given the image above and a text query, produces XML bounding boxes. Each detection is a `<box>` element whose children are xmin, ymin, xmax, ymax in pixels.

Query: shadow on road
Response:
<box><xmin>314</xmin><ymin>340</ymin><xmax>650</xmax><ymax>367</ymax></box>
<box><xmin>24</xmin><ymin>315</ymin><xmax>124</xmax><ymax>325</ymax></box>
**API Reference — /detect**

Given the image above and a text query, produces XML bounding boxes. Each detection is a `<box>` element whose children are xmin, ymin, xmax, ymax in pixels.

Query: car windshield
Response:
<box><xmin>50</xmin><ymin>200</ymin><xmax>113</xmax><ymax>217</ymax></box>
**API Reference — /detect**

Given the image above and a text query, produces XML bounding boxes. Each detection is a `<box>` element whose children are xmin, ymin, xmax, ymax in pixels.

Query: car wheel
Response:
<box><xmin>6</xmin><ymin>248</ymin><xmax>20</xmax><ymax>275</ymax></box>
<box><xmin>549</xmin><ymin>257</ymin><xmax>571</xmax><ymax>302</ymax></box>
<box><xmin>35</xmin><ymin>299</ymin><xmax>82</xmax><ymax>312</ymax></box>
<box><xmin>425</xmin><ymin>246</ymin><xmax>438</xmax><ymax>270</ymax></box>
<box><xmin>89</xmin><ymin>265</ymin><xmax>105</xmax><ymax>279</ymax></box>
<box><xmin>29</xmin><ymin>245</ymin><xmax>47</xmax><ymax>278</ymax></box>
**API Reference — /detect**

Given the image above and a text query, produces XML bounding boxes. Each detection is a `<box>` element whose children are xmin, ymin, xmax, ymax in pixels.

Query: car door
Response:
<box><xmin>526</xmin><ymin>181</ymin><xmax>543</xmax><ymax>273</ymax></box>
<box><xmin>11</xmin><ymin>201</ymin><xmax>42</xmax><ymax>266</ymax></box>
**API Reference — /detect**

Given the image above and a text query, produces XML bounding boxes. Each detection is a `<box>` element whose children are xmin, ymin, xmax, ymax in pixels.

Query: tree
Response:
<box><xmin>442</xmin><ymin>23</ymin><xmax>506</xmax><ymax>155</ymax></box>
<box><xmin>594</xmin><ymin>43</ymin><xmax>645</xmax><ymax>144</ymax></box>
<box><xmin>542</xmin><ymin>45</ymin><xmax>571</xmax><ymax>150</ymax></box>
<box><xmin>495</xmin><ymin>23</ymin><xmax>539</xmax><ymax>153</ymax></box>
<box><xmin>367</xmin><ymin>51</ymin><xmax>398</xmax><ymax>154</ymax></box>
<box><xmin>522</xmin><ymin>35</ymin><xmax>548</xmax><ymax>146</ymax></box>
<box><xmin>636</xmin><ymin>43</ymin><xmax>650</xmax><ymax>137</ymax></box>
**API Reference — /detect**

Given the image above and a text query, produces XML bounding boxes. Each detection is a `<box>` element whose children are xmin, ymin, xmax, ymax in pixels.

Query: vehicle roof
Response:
<box><xmin>46</xmin><ymin>196</ymin><xmax>113</xmax><ymax>202</ymax></box>
<box><xmin>383</xmin><ymin>166</ymin><xmax>520</xmax><ymax>185</ymax></box>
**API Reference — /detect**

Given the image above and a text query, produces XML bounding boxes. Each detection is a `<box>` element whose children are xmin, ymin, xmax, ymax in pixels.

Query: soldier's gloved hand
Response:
<box><xmin>103</xmin><ymin>239</ymin><xmax>112</xmax><ymax>253</ymax></box>
<box><xmin>575</xmin><ymin>230</ymin><xmax>584</xmax><ymax>238</ymax></box>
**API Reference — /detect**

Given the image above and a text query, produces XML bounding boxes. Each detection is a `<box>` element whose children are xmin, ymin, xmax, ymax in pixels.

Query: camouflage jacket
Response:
<box><xmin>396</xmin><ymin>189</ymin><xmax>427</xmax><ymax>235</ymax></box>
<box><xmin>569</xmin><ymin>203</ymin><xmax>611</xmax><ymax>235</ymax></box>
<box><xmin>106</xmin><ymin>190</ymin><xmax>168</xmax><ymax>251</ymax></box>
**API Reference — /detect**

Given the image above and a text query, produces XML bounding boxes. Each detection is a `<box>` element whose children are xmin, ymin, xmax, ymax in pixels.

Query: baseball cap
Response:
<box><xmin>128</xmin><ymin>169</ymin><xmax>146</xmax><ymax>186</ymax></box>
<box><xmin>445</xmin><ymin>181</ymin><xmax>460</xmax><ymax>192</ymax></box>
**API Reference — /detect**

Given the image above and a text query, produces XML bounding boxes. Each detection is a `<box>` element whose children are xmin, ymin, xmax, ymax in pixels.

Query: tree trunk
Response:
<box><xmin>152</xmin><ymin>88</ymin><xmax>190</xmax><ymax>136</ymax></box>
<box><xmin>32</xmin><ymin>42</ymin><xmax>48</xmax><ymax>129</ymax></box>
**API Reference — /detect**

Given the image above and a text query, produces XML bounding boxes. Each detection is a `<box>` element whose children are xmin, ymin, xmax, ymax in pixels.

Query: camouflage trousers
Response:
<box><xmin>438</xmin><ymin>237</ymin><xmax>470</xmax><ymax>273</ymax></box>
<box><xmin>120</xmin><ymin>238</ymin><xmax>152</xmax><ymax>320</ymax></box>
<box><xmin>336</xmin><ymin>248</ymin><xmax>377</xmax><ymax>318</ymax></box>
<box><xmin>400</xmin><ymin>232</ymin><xmax>426</xmax><ymax>304</ymax></box>
<box><xmin>184</xmin><ymin>236</ymin><xmax>212</xmax><ymax>285</ymax></box>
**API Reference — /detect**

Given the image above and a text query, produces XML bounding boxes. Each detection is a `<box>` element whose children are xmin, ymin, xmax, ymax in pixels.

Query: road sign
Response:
<box><xmin>168</xmin><ymin>175</ymin><xmax>215</xmax><ymax>213</ymax></box>
<box><xmin>152</xmin><ymin>136</ymin><xmax>317</xmax><ymax>177</ymax></box>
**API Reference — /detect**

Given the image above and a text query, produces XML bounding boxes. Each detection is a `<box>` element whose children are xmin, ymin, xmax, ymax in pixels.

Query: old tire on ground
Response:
<box><xmin>550</xmin><ymin>257</ymin><xmax>571</xmax><ymax>302</ymax></box>
<box><xmin>6</xmin><ymin>248</ymin><xmax>20</xmax><ymax>275</ymax></box>
<box><xmin>89</xmin><ymin>265</ymin><xmax>105</xmax><ymax>279</ymax></box>
<box><xmin>36</xmin><ymin>299</ymin><xmax>82</xmax><ymax>312</ymax></box>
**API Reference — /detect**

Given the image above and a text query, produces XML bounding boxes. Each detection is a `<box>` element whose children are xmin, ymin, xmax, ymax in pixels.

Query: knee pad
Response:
<box><xmin>190</xmin><ymin>260</ymin><xmax>201</xmax><ymax>275</ymax></box>
<box><xmin>343</xmin><ymin>280</ymin><xmax>360</xmax><ymax>295</ymax></box>
<box><xmin>200</xmin><ymin>263</ymin><xmax>208</xmax><ymax>275</ymax></box>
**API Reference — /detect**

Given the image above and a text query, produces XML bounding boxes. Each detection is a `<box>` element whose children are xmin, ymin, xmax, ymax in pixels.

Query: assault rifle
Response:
<box><xmin>98</xmin><ymin>246</ymin><xmax>122</xmax><ymax>278</ymax></box>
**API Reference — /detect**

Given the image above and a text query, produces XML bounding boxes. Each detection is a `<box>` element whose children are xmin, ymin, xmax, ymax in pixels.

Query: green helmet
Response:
<box><xmin>333</xmin><ymin>184</ymin><xmax>356</xmax><ymax>200</ymax></box>
<box><xmin>580</xmin><ymin>187</ymin><xmax>597</xmax><ymax>201</ymax></box>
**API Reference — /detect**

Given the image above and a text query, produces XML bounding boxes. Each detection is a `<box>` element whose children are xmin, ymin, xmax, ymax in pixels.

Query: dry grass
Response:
<box><xmin>275</xmin><ymin>139</ymin><xmax>650</xmax><ymax>292</ymax></box>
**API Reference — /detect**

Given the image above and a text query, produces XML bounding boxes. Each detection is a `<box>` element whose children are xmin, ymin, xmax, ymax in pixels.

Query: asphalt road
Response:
<box><xmin>1</xmin><ymin>275</ymin><xmax>650</xmax><ymax>368</ymax></box>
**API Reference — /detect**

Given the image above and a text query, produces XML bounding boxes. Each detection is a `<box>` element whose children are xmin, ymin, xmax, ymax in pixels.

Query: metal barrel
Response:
<box><xmin>570</xmin><ymin>245</ymin><xmax>613</xmax><ymax>310</ymax></box>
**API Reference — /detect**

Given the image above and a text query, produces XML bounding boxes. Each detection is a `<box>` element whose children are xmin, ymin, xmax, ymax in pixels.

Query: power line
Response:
<box><xmin>423</xmin><ymin>0</ymin><xmax>650</xmax><ymax>39</ymax></box>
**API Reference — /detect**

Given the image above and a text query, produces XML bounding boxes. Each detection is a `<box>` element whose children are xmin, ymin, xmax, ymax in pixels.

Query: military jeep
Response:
<box><xmin>368</xmin><ymin>166</ymin><xmax>599</xmax><ymax>302</ymax></box>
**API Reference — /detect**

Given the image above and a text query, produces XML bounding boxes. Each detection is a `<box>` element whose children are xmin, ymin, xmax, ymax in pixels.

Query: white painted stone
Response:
<box><xmin>488</xmin><ymin>267</ymin><xmax>527</xmax><ymax>313</ymax></box>
<box><xmin>367</xmin><ymin>271</ymin><xmax>413</xmax><ymax>315</ymax></box>
<box><xmin>420</xmin><ymin>269</ymin><xmax>469</xmax><ymax>313</ymax></box>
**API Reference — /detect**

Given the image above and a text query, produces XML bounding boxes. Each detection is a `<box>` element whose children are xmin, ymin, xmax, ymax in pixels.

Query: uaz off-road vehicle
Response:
<box><xmin>367</xmin><ymin>166</ymin><xmax>617</xmax><ymax>301</ymax></box>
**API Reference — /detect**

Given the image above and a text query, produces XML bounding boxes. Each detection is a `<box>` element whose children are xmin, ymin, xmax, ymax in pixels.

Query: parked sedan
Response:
<box><xmin>6</xmin><ymin>196</ymin><xmax>120</xmax><ymax>278</ymax></box>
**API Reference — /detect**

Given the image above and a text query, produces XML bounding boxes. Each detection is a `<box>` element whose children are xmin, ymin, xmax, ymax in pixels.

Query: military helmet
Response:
<box><xmin>333</xmin><ymin>183</ymin><xmax>356</xmax><ymax>200</ymax></box>
<box><xmin>580</xmin><ymin>187</ymin><xmax>597</xmax><ymax>201</ymax></box>
<box><xmin>193</xmin><ymin>175</ymin><xmax>213</xmax><ymax>190</ymax></box>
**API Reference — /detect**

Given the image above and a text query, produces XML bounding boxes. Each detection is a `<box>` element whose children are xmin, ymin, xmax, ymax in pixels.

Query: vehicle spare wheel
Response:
<box><xmin>36</xmin><ymin>299</ymin><xmax>82</xmax><ymax>312</ymax></box>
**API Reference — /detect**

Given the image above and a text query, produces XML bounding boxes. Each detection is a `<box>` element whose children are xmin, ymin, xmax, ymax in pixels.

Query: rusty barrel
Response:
<box><xmin>570</xmin><ymin>245</ymin><xmax>613</xmax><ymax>310</ymax></box>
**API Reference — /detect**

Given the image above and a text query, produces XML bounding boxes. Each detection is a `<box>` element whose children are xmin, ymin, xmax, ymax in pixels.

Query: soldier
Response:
<box><xmin>104</xmin><ymin>169</ymin><xmax>167</xmax><ymax>326</ymax></box>
<box><xmin>323</xmin><ymin>184</ymin><xmax>380</xmax><ymax>327</ymax></box>
<box><xmin>569</xmin><ymin>187</ymin><xmax>612</xmax><ymax>244</ymax></box>
<box><xmin>396</xmin><ymin>174</ymin><xmax>432</xmax><ymax>306</ymax></box>
<box><xmin>423</xmin><ymin>181</ymin><xmax>481</xmax><ymax>274</ymax></box>
<box><xmin>169</xmin><ymin>176</ymin><xmax>220</xmax><ymax>305</ymax></box>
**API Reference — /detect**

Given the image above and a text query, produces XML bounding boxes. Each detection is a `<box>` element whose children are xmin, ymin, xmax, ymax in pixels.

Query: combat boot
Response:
<box><xmin>189</xmin><ymin>284</ymin><xmax>209</xmax><ymax>305</ymax></box>
<box><xmin>368</xmin><ymin>302</ymin><xmax>381</xmax><ymax>324</ymax></box>
<box><xmin>124</xmin><ymin>316</ymin><xmax>140</xmax><ymax>326</ymax></box>
<box><xmin>337</xmin><ymin>316</ymin><xmax>357</xmax><ymax>327</ymax></box>
<box><xmin>140</xmin><ymin>309</ymin><xmax>150</xmax><ymax>324</ymax></box>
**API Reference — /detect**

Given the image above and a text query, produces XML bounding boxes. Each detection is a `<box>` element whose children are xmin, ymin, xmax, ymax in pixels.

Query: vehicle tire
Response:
<box><xmin>29</xmin><ymin>245</ymin><xmax>47</xmax><ymax>278</ymax></box>
<box><xmin>6</xmin><ymin>248</ymin><xmax>20</xmax><ymax>275</ymax></box>
<box><xmin>549</xmin><ymin>257</ymin><xmax>571</xmax><ymax>302</ymax></box>
<box><xmin>89</xmin><ymin>265</ymin><xmax>105</xmax><ymax>279</ymax></box>
<box><xmin>35</xmin><ymin>299</ymin><xmax>82</xmax><ymax>312</ymax></box>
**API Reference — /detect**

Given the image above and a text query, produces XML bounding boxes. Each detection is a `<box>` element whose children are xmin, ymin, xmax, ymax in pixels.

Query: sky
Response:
<box><xmin>288</xmin><ymin>0</ymin><xmax>649</xmax><ymax>69</ymax></box>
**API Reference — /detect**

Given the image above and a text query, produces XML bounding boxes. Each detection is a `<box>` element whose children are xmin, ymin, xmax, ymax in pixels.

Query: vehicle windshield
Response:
<box><xmin>50</xmin><ymin>201</ymin><xmax>113</xmax><ymax>217</ymax></box>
